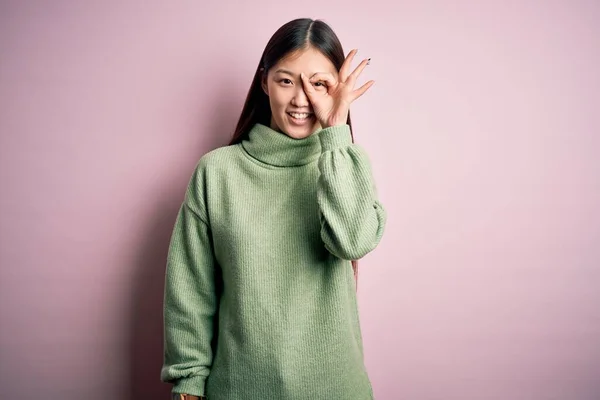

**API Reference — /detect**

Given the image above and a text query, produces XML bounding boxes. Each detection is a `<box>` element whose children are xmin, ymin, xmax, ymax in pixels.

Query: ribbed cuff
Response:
<box><xmin>318</xmin><ymin>124</ymin><xmax>352</xmax><ymax>151</ymax></box>
<box><xmin>172</xmin><ymin>375</ymin><xmax>207</xmax><ymax>397</ymax></box>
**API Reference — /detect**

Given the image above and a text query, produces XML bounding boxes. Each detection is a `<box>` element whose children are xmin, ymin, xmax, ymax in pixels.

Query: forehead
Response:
<box><xmin>272</xmin><ymin>47</ymin><xmax>337</xmax><ymax>74</ymax></box>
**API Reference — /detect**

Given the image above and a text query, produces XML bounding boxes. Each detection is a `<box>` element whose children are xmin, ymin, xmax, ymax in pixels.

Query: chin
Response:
<box><xmin>275</xmin><ymin>116</ymin><xmax>320</xmax><ymax>139</ymax></box>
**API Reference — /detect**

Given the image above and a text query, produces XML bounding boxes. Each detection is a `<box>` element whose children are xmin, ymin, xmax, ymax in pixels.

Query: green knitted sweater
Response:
<box><xmin>161</xmin><ymin>123</ymin><xmax>386</xmax><ymax>400</ymax></box>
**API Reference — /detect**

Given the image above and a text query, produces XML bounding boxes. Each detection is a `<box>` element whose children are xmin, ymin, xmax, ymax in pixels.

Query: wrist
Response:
<box><xmin>321</xmin><ymin>110</ymin><xmax>349</xmax><ymax>128</ymax></box>
<box><xmin>322</xmin><ymin>118</ymin><xmax>347</xmax><ymax>129</ymax></box>
<box><xmin>174</xmin><ymin>394</ymin><xmax>205</xmax><ymax>400</ymax></box>
<box><xmin>318</xmin><ymin>125</ymin><xmax>352</xmax><ymax>151</ymax></box>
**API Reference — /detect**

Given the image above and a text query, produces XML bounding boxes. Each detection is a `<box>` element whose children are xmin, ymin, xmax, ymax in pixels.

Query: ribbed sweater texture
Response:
<box><xmin>161</xmin><ymin>123</ymin><xmax>386</xmax><ymax>400</ymax></box>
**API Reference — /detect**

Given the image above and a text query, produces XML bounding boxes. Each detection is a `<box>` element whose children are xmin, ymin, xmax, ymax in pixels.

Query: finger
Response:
<box><xmin>309</xmin><ymin>72</ymin><xmax>337</xmax><ymax>89</ymax></box>
<box><xmin>300</xmin><ymin>72</ymin><xmax>317</xmax><ymax>100</ymax></box>
<box><xmin>350</xmin><ymin>80</ymin><xmax>375</xmax><ymax>101</ymax></box>
<box><xmin>339</xmin><ymin>49</ymin><xmax>358</xmax><ymax>82</ymax></box>
<box><xmin>347</xmin><ymin>58</ymin><xmax>370</xmax><ymax>87</ymax></box>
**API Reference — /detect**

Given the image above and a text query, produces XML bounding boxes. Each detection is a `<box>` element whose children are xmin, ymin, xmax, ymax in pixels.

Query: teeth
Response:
<box><xmin>289</xmin><ymin>112</ymin><xmax>311</xmax><ymax>119</ymax></box>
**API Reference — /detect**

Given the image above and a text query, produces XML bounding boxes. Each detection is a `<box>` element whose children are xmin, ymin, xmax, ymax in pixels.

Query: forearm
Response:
<box><xmin>317</xmin><ymin>125</ymin><xmax>386</xmax><ymax>260</ymax></box>
<box><xmin>161</xmin><ymin>203</ymin><xmax>220</xmax><ymax>396</ymax></box>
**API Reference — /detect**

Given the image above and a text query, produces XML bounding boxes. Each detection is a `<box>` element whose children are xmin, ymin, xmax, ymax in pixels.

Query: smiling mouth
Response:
<box><xmin>287</xmin><ymin>112</ymin><xmax>313</xmax><ymax>120</ymax></box>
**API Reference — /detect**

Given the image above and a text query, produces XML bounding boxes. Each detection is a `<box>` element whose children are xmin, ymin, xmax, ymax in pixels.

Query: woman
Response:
<box><xmin>161</xmin><ymin>17</ymin><xmax>387</xmax><ymax>400</ymax></box>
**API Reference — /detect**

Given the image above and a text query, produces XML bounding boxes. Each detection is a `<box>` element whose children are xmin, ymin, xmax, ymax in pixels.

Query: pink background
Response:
<box><xmin>1</xmin><ymin>1</ymin><xmax>599</xmax><ymax>399</ymax></box>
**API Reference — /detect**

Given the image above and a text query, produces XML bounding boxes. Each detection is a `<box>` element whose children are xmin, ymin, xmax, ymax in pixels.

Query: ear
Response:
<box><xmin>260</xmin><ymin>68</ymin><xmax>269</xmax><ymax>96</ymax></box>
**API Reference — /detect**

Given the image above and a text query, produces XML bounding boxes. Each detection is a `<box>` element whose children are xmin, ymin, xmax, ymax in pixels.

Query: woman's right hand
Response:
<box><xmin>173</xmin><ymin>394</ymin><xmax>205</xmax><ymax>400</ymax></box>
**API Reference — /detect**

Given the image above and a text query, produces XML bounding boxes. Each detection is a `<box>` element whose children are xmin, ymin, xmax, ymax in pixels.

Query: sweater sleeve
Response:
<box><xmin>317</xmin><ymin>125</ymin><xmax>387</xmax><ymax>260</ymax></box>
<box><xmin>160</xmin><ymin>165</ymin><xmax>220</xmax><ymax>397</ymax></box>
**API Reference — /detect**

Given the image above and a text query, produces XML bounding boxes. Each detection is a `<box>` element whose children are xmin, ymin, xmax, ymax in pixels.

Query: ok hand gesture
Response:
<box><xmin>300</xmin><ymin>49</ymin><xmax>374</xmax><ymax>129</ymax></box>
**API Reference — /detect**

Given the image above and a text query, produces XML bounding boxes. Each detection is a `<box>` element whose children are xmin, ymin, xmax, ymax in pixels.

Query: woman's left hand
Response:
<box><xmin>300</xmin><ymin>49</ymin><xmax>374</xmax><ymax>129</ymax></box>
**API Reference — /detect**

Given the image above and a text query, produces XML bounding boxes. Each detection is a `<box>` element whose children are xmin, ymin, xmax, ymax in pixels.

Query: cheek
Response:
<box><xmin>269</xmin><ymin>88</ymin><xmax>291</xmax><ymax>111</ymax></box>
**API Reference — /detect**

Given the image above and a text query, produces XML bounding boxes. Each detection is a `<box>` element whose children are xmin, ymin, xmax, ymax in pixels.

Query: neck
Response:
<box><xmin>241</xmin><ymin>123</ymin><xmax>322</xmax><ymax>167</ymax></box>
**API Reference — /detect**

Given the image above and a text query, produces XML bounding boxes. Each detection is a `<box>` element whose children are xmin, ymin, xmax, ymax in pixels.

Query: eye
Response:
<box><xmin>313</xmin><ymin>81</ymin><xmax>326</xmax><ymax>89</ymax></box>
<box><xmin>279</xmin><ymin>78</ymin><xmax>293</xmax><ymax>85</ymax></box>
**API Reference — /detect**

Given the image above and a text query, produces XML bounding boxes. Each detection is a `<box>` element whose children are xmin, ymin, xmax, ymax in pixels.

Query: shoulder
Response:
<box><xmin>183</xmin><ymin>144</ymin><xmax>242</xmax><ymax>216</ymax></box>
<box><xmin>186</xmin><ymin>143</ymin><xmax>243</xmax><ymax>182</ymax></box>
<box><xmin>196</xmin><ymin>143</ymin><xmax>242</xmax><ymax>170</ymax></box>
<box><xmin>186</xmin><ymin>143</ymin><xmax>246</xmax><ymax>191</ymax></box>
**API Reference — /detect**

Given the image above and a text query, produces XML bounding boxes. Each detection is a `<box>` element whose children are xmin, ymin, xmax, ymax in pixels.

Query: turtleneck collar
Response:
<box><xmin>241</xmin><ymin>123</ymin><xmax>322</xmax><ymax>167</ymax></box>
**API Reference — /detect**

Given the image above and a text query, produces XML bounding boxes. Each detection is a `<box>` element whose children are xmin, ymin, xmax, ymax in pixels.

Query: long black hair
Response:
<box><xmin>229</xmin><ymin>18</ymin><xmax>360</xmax><ymax>283</ymax></box>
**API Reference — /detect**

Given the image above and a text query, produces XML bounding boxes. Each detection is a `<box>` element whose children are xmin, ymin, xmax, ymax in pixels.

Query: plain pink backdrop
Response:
<box><xmin>1</xmin><ymin>1</ymin><xmax>599</xmax><ymax>399</ymax></box>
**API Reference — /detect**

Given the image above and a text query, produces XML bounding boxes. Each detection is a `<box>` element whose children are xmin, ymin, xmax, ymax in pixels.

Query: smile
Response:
<box><xmin>287</xmin><ymin>112</ymin><xmax>313</xmax><ymax>120</ymax></box>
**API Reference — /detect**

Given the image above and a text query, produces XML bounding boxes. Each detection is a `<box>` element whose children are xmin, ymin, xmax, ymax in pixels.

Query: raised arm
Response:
<box><xmin>317</xmin><ymin>125</ymin><xmax>386</xmax><ymax>260</ymax></box>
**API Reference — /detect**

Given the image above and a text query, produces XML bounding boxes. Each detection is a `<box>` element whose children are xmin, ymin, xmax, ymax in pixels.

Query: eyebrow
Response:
<box><xmin>273</xmin><ymin>69</ymin><xmax>295</xmax><ymax>76</ymax></box>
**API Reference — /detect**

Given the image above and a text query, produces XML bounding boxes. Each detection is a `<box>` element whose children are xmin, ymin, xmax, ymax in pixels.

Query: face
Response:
<box><xmin>262</xmin><ymin>47</ymin><xmax>338</xmax><ymax>139</ymax></box>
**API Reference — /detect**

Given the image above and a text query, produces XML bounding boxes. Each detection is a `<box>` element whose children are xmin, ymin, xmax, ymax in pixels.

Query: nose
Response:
<box><xmin>291</xmin><ymin>85</ymin><xmax>309</xmax><ymax>107</ymax></box>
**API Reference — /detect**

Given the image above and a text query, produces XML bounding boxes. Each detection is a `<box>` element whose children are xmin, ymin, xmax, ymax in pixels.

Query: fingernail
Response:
<box><xmin>367</xmin><ymin>58</ymin><xmax>371</xmax><ymax>65</ymax></box>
